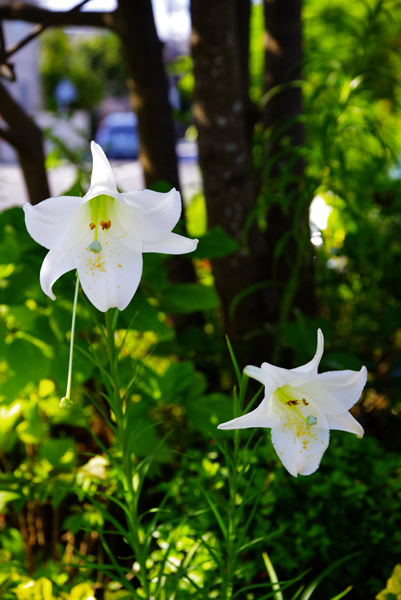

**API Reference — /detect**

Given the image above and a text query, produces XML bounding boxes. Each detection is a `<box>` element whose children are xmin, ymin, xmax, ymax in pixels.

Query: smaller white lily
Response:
<box><xmin>24</xmin><ymin>142</ymin><xmax>198</xmax><ymax>312</ymax></box>
<box><xmin>218</xmin><ymin>330</ymin><xmax>367</xmax><ymax>477</ymax></box>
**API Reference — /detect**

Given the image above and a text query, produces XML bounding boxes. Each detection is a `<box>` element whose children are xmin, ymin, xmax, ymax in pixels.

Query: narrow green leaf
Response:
<box><xmin>226</xmin><ymin>335</ymin><xmax>241</xmax><ymax>387</ymax></box>
<box><xmin>234</xmin><ymin>571</ymin><xmax>310</xmax><ymax>600</ymax></box>
<box><xmin>238</xmin><ymin>536</ymin><xmax>266</xmax><ymax>553</ymax></box>
<box><xmin>83</xmin><ymin>391</ymin><xmax>117</xmax><ymax>434</ymax></box>
<box><xmin>199</xmin><ymin>486</ymin><xmax>228</xmax><ymax>539</ymax></box>
<box><xmin>299</xmin><ymin>552</ymin><xmax>360</xmax><ymax>600</ymax></box>
<box><xmin>289</xmin><ymin>586</ymin><xmax>305</xmax><ymax>600</ymax></box>
<box><xmin>229</xmin><ymin>281</ymin><xmax>273</xmax><ymax>322</ymax></box>
<box><xmin>329</xmin><ymin>586</ymin><xmax>353</xmax><ymax>600</ymax></box>
<box><xmin>262</xmin><ymin>551</ymin><xmax>284</xmax><ymax>600</ymax></box>
<box><xmin>239</xmin><ymin>372</ymin><xmax>249</xmax><ymax>411</ymax></box>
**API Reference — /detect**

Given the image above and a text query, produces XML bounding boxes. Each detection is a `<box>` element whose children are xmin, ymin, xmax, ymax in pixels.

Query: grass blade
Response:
<box><xmin>299</xmin><ymin>552</ymin><xmax>360</xmax><ymax>600</ymax></box>
<box><xmin>262</xmin><ymin>551</ymin><xmax>284</xmax><ymax>600</ymax></box>
<box><xmin>226</xmin><ymin>335</ymin><xmax>241</xmax><ymax>387</ymax></box>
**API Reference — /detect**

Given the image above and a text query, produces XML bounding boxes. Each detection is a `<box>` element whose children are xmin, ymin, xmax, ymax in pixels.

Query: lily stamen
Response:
<box><xmin>276</xmin><ymin>386</ymin><xmax>316</xmax><ymax>426</ymax></box>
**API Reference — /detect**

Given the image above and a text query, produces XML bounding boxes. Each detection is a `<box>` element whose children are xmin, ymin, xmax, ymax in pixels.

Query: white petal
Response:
<box><xmin>297</xmin><ymin>366</ymin><xmax>367</xmax><ymax>416</ymax></box>
<box><xmin>142</xmin><ymin>232</ymin><xmax>198</xmax><ymax>254</ymax></box>
<box><xmin>116</xmin><ymin>188</ymin><xmax>182</xmax><ymax>242</ymax></box>
<box><xmin>72</xmin><ymin>223</ymin><xmax>143</xmax><ymax>312</ymax></box>
<box><xmin>260</xmin><ymin>361</ymin><xmax>301</xmax><ymax>400</ymax></box>
<box><xmin>218</xmin><ymin>396</ymin><xmax>273</xmax><ymax>430</ymax></box>
<box><xmin>269</xmin><ymin>396</ymin><xmax>330</xmax><ymax>477</ymax></box>
<box><xmin>243</xmin><ymin>365</ymin><xmax>264</xmax><ymax>385</ymax></box>
<box><xmin>326</xmin><ymin>411</ymin><xmax>364</xmax><ymax>437</ymax></box>
<box><xmin>291</xmin><ymin>329</ymin><xmax>324</xmax><ymax>375</ymax></box>
<box><xmin>86</xmin><ymin>141</ymin><xmax>118</xmax><ymax>198</ymax></box>
<box><xmin>24</xmin><ymin>196</ymin><xmax>88</xmax><ymax>251</ymax></box>
<box><xmin>40</xmin><ymin>249</ymin><xmax>75</xmax><ymax>300</ymax></box>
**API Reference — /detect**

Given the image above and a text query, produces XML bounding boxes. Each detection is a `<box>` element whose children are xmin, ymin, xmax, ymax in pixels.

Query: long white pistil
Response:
<box><xmin>60</xmin><ymin>272</ymin><xmax>80</xmax><ymax>408</ymax></box>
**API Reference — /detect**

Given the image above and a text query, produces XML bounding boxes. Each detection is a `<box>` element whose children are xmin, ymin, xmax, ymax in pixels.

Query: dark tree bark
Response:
<box><xmin>262</xmin><ymin>0</ymin><xmax>314</xmax><ymax>337</ymax></box>
<box><xmin>191</xmin><ymin>0</ymin><xmax>314</xmax><ymax>365</ymax></box>
<box><xmin>191</xmin><ymin>0</ymin><xmax>271</xmax><ymax>363</ymax></box>
<box><xmin>116</xmin><ymin>0</ymin><xmax>179</xmax><ymax>190</ymax></box>
<box><xmin>263</xmin><ymin>0</ymin><xmax>304</xmax><ymax>155</ymax></box>
<box><xmin>235</xmin><ymin>0</ymin><xmax>256</xmax><ymax>143</ymax></box>
<box><xmin>0</xmin><ymin>81</ymin><xmax>50</xmax><ymax>205</ymax></box>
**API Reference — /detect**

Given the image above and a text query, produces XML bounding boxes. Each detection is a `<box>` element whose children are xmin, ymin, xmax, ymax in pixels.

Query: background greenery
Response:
<box><xmin>1</xmin><ymin>0</ymin><xmax>401</xmax><ymax>598</ymax></box>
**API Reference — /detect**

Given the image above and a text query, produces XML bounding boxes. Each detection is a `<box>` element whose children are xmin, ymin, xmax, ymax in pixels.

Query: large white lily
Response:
<box><xmin>218</xmin><ymin>330</ymin><xmax>367</xmax><ymax>477</ymax></box>
<box><xmin>24</xmin><ymin>142</ymin><xmax>198</xmax><ymax>312</ymax></box>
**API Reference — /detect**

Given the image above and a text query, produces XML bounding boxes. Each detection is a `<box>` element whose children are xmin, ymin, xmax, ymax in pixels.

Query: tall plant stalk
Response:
<box><xmin>104</xmin><ymin>309</ymin><xmax>150</xmax><ymax>599</ymax></box>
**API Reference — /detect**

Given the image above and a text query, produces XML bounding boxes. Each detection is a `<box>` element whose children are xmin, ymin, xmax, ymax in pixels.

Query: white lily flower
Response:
<box><xmin>218</xmin><ymin>330</ymin><xmax>367</xmax><ymax>477</ymax></box>
<box><xmin>24</xmin><ymin>142</ymin><xmax>198</xmax><ymax>312</ymax></box>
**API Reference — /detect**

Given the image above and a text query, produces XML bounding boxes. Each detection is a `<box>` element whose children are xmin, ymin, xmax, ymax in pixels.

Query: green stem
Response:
<box><xmin>104</xmin><ymin>309</ymin><xmax>150</xmax><ymax>599</ymax></box>
<box><xmin>226</xmin><ymin>412</ymin><xmax>241</xmax><ymax>598</ymax></box>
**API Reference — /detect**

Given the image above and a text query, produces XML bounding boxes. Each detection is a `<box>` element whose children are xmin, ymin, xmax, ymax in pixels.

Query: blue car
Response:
<box><xmin>95</xmin><ymin>112</ymin><xmax>139</xmax><ymax>159</ymax></box>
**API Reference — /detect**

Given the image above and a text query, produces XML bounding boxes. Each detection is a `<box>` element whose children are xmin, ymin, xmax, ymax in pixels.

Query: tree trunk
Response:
<box><xmin>0</xmin><ymin>82</ymin><xmax>50</xmax><ymax>205</ymax></box>
<box><xmin>263</xmin><ymin>0</ymin><xmax>304</xmax><ymax>154</ymax></box>
<box><xmin>262</xmin><ymin>0</ymin><xmax>315</xmax><ymax>347</ymax></box>
<box><xmin>191</xmin><ymin>0</ymin><xmax>271</xmax><ymax>363</ymax></box>
<box><xmin>191</xmin><ymin>0</ymin><xmax>314</xmax><ymax>365</ymax></box>
<box><xmin>235</xmin><ymin>0</ymin><xmax>255</xmax><ymax>143</ymax></box>
<box><xmin>117</xmin><ymin>0</ymin><xmax>179</xmax><ymax>190</ymax></box>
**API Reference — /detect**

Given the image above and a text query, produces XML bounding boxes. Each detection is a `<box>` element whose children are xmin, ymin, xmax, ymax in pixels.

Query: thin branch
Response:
<box><xmin>4</xmin><ymin>0</ymin><xmax>92</xmax><ymax>59</ymax></box>
<box><xmin>0</xmin><ymin>2</ymin><xmax>117</xmax><ymax>31</ymax></box>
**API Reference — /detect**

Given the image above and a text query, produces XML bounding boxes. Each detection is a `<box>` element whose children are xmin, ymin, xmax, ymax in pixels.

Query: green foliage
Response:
<box><xmin>2</xmin><ymin>0</ymin><xmax>401</xmax><ymax>598</ymax></box>
<box><xmin>39</xmin><ymin>30</ymin><xmax>126</xmax><ymax>110</ymax></box>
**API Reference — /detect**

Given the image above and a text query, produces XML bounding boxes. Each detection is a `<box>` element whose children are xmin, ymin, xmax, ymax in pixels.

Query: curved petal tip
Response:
<box><xmin>88</xmin><ymin>141</ymin><xmax>117</xmax><ymax>198</ymax></box>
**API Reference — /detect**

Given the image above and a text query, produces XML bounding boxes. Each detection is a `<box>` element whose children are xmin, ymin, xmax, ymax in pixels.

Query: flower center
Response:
<box><xmin>88</xmin><ymin>195</ymin><xmax>114</xmax><ymax>253</ymax></box>
<box><xmin>276</xmin><ymin>385</ymin><xmax>317</xmax><ymax>426</ymax></box>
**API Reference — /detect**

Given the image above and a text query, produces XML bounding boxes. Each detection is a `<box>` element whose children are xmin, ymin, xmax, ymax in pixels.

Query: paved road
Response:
<box><xmin>0</xmin><ymin>158</ymin><xmax>203</xmax><ymax>213</ymax></box>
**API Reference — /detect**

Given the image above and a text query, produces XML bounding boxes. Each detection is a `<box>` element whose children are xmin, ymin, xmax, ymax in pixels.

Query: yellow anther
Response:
<box><xmin>100</xmin><ymin>220</ymin><xmax>112</xmax><ymax>230</ymax></box>
<box><xmin>276</xmin><ymin>386</ymin><xmax>313</xmax><ymax>425</ymax></box>
<box><xmin>89</xmin><ymin>222</ymin><xmax>96</xmax><ymax>230</ymax></box>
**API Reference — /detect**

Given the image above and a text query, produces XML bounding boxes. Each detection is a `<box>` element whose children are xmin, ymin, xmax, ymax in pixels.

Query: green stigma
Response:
<box><xmin>306</xmin><ymin>415</ymin><xmax>317</xmax><ymax>426</ymax></box>
<box><xmin>60</xmin><ymin>397</ymin><xmax>74</xmax><ymax>409</ymax></box>
<box><xmin>89</xmin><ymin>240</ymin><xmax>102</xmax><ymax>253</ymax></box>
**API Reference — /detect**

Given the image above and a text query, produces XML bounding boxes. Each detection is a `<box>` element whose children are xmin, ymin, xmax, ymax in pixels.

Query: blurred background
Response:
<box><xmin>1</xmin><ymin>0</ymin><xmax>401</xmax><ymax>598</ymax></box>
<box><xmin>0</xmin><ymin>0</ymin><xmax>200</xmax><ymax>208</ymax></box>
